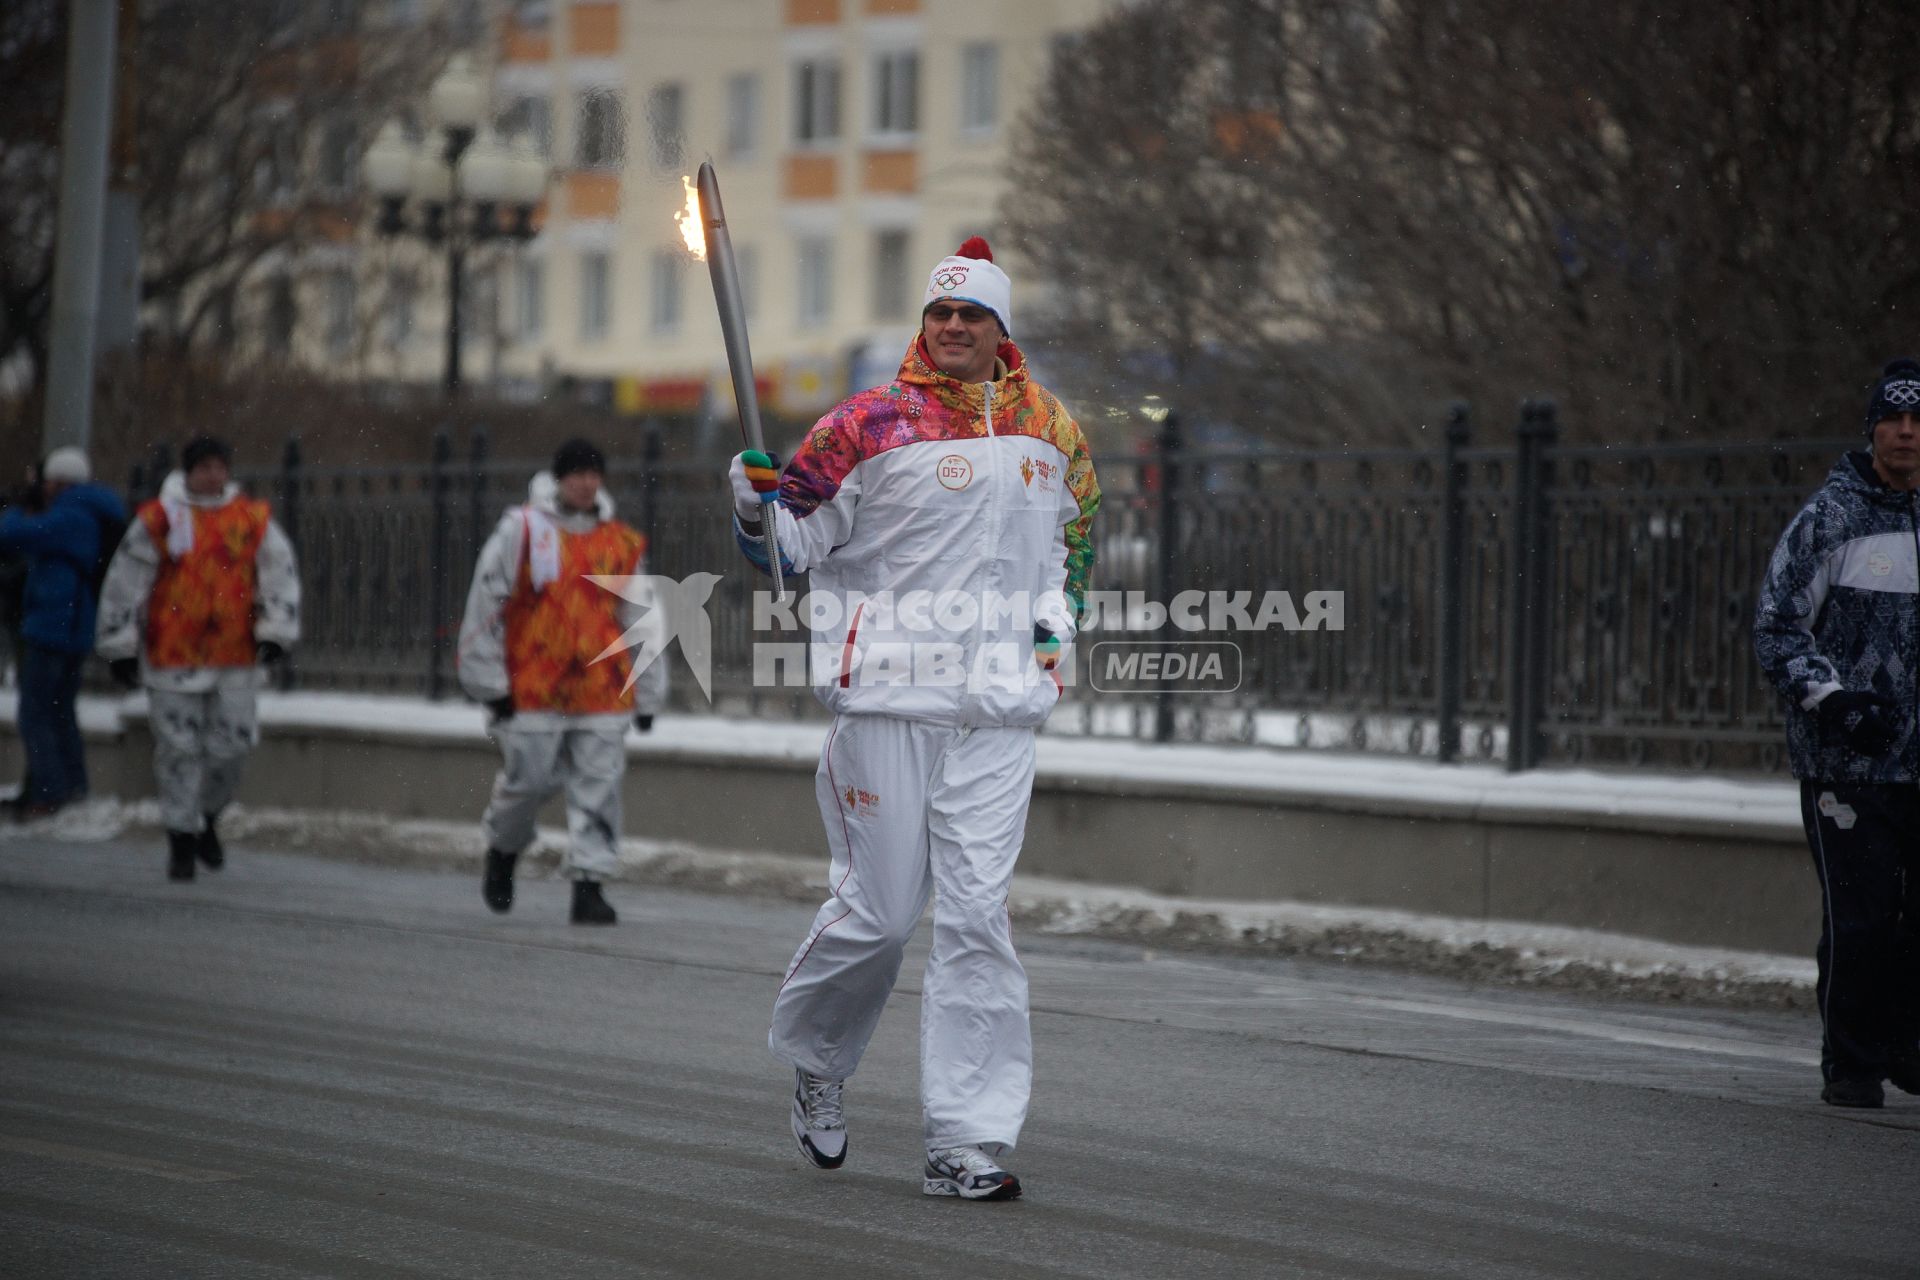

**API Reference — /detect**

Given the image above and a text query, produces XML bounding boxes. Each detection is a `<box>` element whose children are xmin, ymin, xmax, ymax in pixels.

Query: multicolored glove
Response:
<box><xmin>729</xmin><ymin>450</ymin><xmax>781</xmax><ymax>523</ymax></box>
<box><xmin>1034</xmin><ymin>623</ymin><xmax>1063</xmax><ymax>672</ymax></box>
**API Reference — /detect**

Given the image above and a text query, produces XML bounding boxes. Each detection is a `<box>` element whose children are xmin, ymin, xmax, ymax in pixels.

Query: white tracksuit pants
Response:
<box><xmin>770</xmin><ymin>714</ymin><xmax>1037</xmax><ymax>1152</ymax></box>
<box><xmin>481</xmin><ymin>720</ymin><xmax>626</xmax><ymax>880</ymax></box>
<box><xmin>148</xmin><ymin>679</ymin><xmax>259</xmax><ymax>834</ymax></box>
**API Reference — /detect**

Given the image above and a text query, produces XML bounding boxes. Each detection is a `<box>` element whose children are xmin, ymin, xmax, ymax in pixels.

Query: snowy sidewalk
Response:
<box><xmin>31</xmin><ymin>690</ymin><xmax>1804</xmax><ymax>842</ymax></box>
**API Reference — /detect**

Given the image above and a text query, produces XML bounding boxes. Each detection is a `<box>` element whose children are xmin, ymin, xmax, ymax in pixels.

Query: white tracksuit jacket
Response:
<box><xmin>751</xmin><ymin>337</ymin><xmax>1099</xmax><ymax>1152</ymax></box>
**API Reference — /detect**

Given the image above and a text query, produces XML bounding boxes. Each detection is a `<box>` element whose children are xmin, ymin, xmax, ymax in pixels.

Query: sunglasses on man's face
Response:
<box><xmin>925</xmin><ymin>305</ymin><xmax>994</xmax><ymax>326</ymax></box>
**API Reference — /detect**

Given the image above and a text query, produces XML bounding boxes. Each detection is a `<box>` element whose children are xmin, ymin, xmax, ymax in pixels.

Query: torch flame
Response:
<box><xmin>674</xmin><ymin>175</ymin><xmax>705</xmax><ymax>260</ymax></box>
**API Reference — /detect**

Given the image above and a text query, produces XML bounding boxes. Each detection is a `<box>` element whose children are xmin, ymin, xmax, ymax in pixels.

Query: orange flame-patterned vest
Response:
<box><xmin>138</xmin><ymin>497</ymin><xmax>271</xmax><ymax>669</ymax></box>
<box><xmin>503</xmin><ymin>512</ymin><xmax>646</xmax><ymax>714</ymax></box>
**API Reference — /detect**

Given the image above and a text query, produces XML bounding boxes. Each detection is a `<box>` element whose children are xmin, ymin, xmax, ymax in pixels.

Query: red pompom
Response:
<box><xmin>954</xmin><ymin>236</ymin><xmax>994</xmax><ymax>262</ymax></box>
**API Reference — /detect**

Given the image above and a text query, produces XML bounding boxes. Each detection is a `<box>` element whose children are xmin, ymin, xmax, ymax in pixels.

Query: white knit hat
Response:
<box><xmin>923</xmin><ymin>236</ymin><xmax>1012</xmax><ymax>337</ymax></box>
<box><xmin>42</xmin><ymin>446</ymin><xmax>91</xmax><ymax>485</ymax></box>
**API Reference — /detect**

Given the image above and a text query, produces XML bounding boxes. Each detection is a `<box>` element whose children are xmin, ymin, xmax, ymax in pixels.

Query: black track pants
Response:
<box><xmin>1798</xmin><ymin>782</ymin><xmax>1920</xmax><ymax>1083</ymax></box>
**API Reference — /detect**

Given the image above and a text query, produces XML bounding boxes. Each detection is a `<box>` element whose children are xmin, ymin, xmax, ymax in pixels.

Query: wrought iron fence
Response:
<box><xmin>146</xmin><ymin>409</ymin><xmax>1857</xmax><ymax>775</ymax></box>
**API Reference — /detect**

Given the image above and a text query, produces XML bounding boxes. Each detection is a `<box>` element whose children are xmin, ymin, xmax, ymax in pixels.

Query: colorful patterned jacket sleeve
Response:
<box><xmin>457</xmin><ymin>510</ymin><xmax>523</xmax><ymax>704</ymax></box>
<box><xmin>93</xmin><ymin>518</ymin><xmax>159</xmax><ymax>662</ymax></box>
<box><xmin>734</xmin><ymin>402</ymin><xmax>866</xmax><ymax>577</ymax></box>
<box><xmin>1057</xmin><ymin>405</ymin><xmax>1100</xmax><ymax>625</ymax></box>
<box><xmin>254</xmin><ymin>518</ymin><xmax>301</xmax><ymax>648</ymax></box>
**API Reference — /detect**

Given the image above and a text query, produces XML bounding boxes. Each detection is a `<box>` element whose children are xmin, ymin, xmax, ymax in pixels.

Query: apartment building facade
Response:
<box><xmin>485</xmin><ymin>0</ymin><xmax>1117</xmax><ymax>424</ymax></box>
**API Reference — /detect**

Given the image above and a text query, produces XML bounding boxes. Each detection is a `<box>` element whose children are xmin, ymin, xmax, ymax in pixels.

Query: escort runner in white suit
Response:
<box><xmin>730</xmin><ymin>239</ymin><xmax>1099</xmax><ymax>1199</ymax></box>
<box><xmin>96</xmin><ymin>436</ymin><xmax>301</xmax><ymax>882</ymax></box>
<box><xmin>457</xmin><ymin>439</ymin><xmax>666</xmax><ymax>926</ymax></box>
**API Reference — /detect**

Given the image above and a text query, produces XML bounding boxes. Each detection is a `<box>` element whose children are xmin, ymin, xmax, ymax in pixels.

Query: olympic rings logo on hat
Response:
<box><xmin>933</xmin><ymin>266</ymin><xmax>970</xmax><ymax>290</ymax></box>
<box><xmin>1883</xmin><ymin>380</ymin><xmax>1920</xmax><ymax>409</ymax></box>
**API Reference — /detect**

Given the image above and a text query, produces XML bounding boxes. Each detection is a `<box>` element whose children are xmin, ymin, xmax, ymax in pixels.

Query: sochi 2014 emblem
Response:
<box><xmin>1884</xmin><ymin>379</ymin><xmax>1920</xmax><ymax>409</ymax></box>
<box><xmin>933</xmin><ymin>266</ymin><xmax>970</xmax><ymax>291</ymax></box>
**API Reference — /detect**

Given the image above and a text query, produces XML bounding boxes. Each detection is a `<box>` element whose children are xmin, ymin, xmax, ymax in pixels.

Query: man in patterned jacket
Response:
<box><xmin>456</xmin><ymin>438</ymin><xmax>666</xmax><ymax>926</ymax></box>
<box><xmin>96</xmin><ymin>435</ymin><xmax>301</xmax><ymax>880</ymax></box>
<box><xmin>1754</xmin><ymin>357</ymin><xmax>1920</xmax><ymax>1110</ymax></box>
<box><xmin>729</xmin><ymin>238</ymin><xmax>1099</xmax><ymax>1199</ymax></box>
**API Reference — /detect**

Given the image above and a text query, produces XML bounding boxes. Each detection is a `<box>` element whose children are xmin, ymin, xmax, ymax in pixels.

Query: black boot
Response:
<box><xmin>570</xmin><ymin>879</ymin><xmax>617</xmax><ymax>925</ymax></box>
<box><xmin>167</xmin><ymin>831</ymin><xmax>197</xmax><ymax>881</ymax></box>
<box><xmin>483</xmin><ymin>848</ymin><xmax>519</xmax><ymax>914</ymax></box>
<box><xmin>197</xmin><ymin>810</ymin><xmax>225</xmax><ymax>870</ymax></box>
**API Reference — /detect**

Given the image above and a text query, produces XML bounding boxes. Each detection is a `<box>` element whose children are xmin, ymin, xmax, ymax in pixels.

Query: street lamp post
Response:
<box><xmin>361</xmin><ymin>55</ymin><xmax>546</xmax><ymax>399</ymax></box>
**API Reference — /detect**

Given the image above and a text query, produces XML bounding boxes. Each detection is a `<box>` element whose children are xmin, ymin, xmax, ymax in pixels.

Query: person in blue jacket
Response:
<box><xmin>0</xmin><ymin>447</ymin><xmax>127</xmax><ymax>816</ymax></box>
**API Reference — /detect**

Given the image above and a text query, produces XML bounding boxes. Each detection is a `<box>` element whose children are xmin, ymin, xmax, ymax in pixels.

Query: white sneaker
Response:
<box><xmin>790</xmin><ymin>1069</ymin><xmax>847</xmax><ymax>1169</ymax></box>
<box><xmin>923</xmin><ymin>1145</ymin><xmax>1022</xmax><ymax>1200</ymax></box>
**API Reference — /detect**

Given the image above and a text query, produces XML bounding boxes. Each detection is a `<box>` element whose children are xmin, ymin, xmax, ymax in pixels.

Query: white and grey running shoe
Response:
<box><xmin>790</xmin><ymin>1068</ymin><xmax>847</xmax><ymax>1169</ymax></box>
<box><xmin>923</xmin><ymin>1145</ymin><xmax>1022</xmax><ymax>1200</ymax></box>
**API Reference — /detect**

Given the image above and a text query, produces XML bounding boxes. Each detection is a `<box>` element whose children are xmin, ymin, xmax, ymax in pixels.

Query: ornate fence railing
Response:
<box><xmin>142</xmin><ymin>410</ymin><xmax>1853</xmax><ymax>775</ymax></box>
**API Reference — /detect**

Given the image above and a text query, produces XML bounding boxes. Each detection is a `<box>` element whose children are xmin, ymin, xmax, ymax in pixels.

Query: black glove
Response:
<box><xmin>1817</xmin><ymin>690</ymin><xmax>1902</xmax><ymax>756</ymax></box>
<box><xmin>486</xmin><ymin>696</ymin><xmax>516</xmax><ymax>723</ymax></box>
<box><xmin>634</xmin><ymin>713</ymin><xmax>654</xmax><ymax>733</ymax></box>
<box><xmin>108</xmin><ymin>657</ymin><xmax>140</xmax><ymax>690</ymax></box>
<box><xmin>256</xmin><ymin>640</ymin><xmax>286</xmax><ymax>665</ymax></box>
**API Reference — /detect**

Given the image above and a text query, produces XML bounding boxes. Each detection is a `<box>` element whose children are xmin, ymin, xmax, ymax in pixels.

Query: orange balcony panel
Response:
<box><xmin>864</xmin><ymin>0</ymin><xmax>919</xmax><ymax>13</ymax></box>
<box><xmin>785</xmin><ymin>154</ymin><xmax>838</xmax><ymax>200</ymax></box>
<box><xmin>785</xmin><ymin>0</ymin><xmax>840</xmax><ymax>24</ymax></box>
<box><xmin>1211</xmin><ymin>109</ymin><xmax>1283</xmax><ymax>158</ymax></box>
<box><xmin>570</xmin><ymin>2</ymin><xmax>619</xmax><ymax>55</ymax></box>
<box><xmin>567</xmin><ymin>171</ymin><xmax>621</xmax><ymax>220</ymax></box>
<box><xmin>862</xmin><ymin>150</ymin><xmax>917</xmax><ymax>195</ymax></box>
<box><xmin>502</xmin><ymin>24</ymin><xmax>550</xmax><ymax>62</ymax></box>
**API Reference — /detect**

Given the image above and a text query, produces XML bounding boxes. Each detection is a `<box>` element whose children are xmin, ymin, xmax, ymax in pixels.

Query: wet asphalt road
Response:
<box><xmin>1</xmin><ymin>837</ymin><xmax>1915</xmax><ymax>1279</ymax></box>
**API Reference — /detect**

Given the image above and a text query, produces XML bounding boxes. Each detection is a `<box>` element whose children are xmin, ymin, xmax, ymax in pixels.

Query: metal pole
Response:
<box><xmin>1154</xmin><ymin>412</ymin><xmax>1182</xmax><ymax>744</ymax></box>
<box><xmin>277</xmin><ymin>436</ymin><xmax>302</xmax><ymax>692</ymax></box>
<box><xmin>1506</xmin><ymin>400</ymin><xmax>1557</xmax><ymax>771</ymax></box>
<box><xmin>444</xmin><ymin>243</ymin><xmax>464</xmax><ymax>399</ymax></box>
<box><xmin>467</xmin><ymin>424</ymin><xmax>489</xmax><ymax>571</ymax></box>
<box><xmin>428</xmin><ymin>429</ymin><xmax>452</xmax><ymax>699</ymax></box>
<box><xmin>41</xmin><ymin>0</ymin><xmax>121</xmax><ymax>452</ymax></box>
<box><xmin>1437</xmin><ymin>403</ymin><xmax>1470</xmax><ymax>764</ymax></box>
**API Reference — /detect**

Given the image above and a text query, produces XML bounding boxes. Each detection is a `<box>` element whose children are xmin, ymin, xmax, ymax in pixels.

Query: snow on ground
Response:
<box><xmin>0</xmin><ymin>796</ymin><xmax>1815</xmax><ymax>1008</ymax></box>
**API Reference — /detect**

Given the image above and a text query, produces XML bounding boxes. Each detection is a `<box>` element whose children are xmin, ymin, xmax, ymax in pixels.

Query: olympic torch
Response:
<box><xmin>689</xmin><ymin>162</ymin><xmax>786</xmax><ymax>603</ymax></box>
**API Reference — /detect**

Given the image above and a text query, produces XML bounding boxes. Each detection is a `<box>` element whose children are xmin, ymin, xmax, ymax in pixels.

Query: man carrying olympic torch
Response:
<box><xmin>718</xmin><ymin>223</ymin><xmax>1100</xmax><ymax>1200</ymax></box>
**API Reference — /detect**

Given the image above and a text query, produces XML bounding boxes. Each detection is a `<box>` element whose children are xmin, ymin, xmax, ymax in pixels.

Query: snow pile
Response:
<box><xmin>6</xmin><ymin>797</ymin><xmax>1813</xmax><ymax>1009</ymax></box>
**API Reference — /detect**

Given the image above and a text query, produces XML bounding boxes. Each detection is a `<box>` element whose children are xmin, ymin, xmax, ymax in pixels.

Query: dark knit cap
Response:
<box><xmin>551</xmin><ymin>437</ymin><xmax>607</xmax><ymax>478</ymax></box>
<box><xmin>182</xmin><ymin>435</ymin><xmax>233</xmax><ymax>471</ymax></box>
<box><xmin>1864</xmin><ymin>358</ymin><xmax>1920</xmax><ymax>436</ymax></box>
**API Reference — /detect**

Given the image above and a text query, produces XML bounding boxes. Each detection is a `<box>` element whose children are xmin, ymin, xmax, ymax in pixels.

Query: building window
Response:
<box><xmin>960</xmin><ymin>43</ymin><xmax>998</xmax><ymax>136</ymax></box>
<box><xmin>793</xmin><ymin>58</ymin><xmax>841</xmax><ymax>148</ymax></box>
<box><xmin>500</xmin><ymin>95</ymin><xmax>553</xmax><ymax>157</ymax></box>
<box><xmin>265</xmin><ymin>276</ymin><xmax>298</xmax><ymax>356</ymax></box>
<box><xmin>725</xmin><ymin>73</ymin><xmax>758</xmax><ymax>160</ymax></box>
<box><xmin>650</xmin><ymin>250</ymin><xmax>683</xmax><ymax>333</ymax></box>
<box><xmin>870</xmin><ymin>49</ymin><xmax>919</xmax><ymax>141</ymax></box>
<box><xmin>324</xmin><ymin>269</ymin><xmax>355</xmax><ymax>356</ymax></box>
<box><xmin>515</xmin><ymin>258</ymin><xmax>545</xmax><ymax>339</ymax></box>
<box><xmin>580</xmin><ymin>250</ymin><xmax>611</xmax><ymax>340</ymax></box>
<box><xmin>646</xmin><ymin>83</ymin><xmax>684</xmax><ymax>170</ymax></box>
<box><xmin>316</xmin><ymin>118</ymin><xmax>357</xmax><ymax>197</ymax></box>
<box><xmin>872</xmin><ymin>228</ymin><xmax>911</xmax><ymax>320</ymax></box>
<box><xmin>383</xmin><ymin>272</ymin><xmax>416</xmax><ymax>348</ymax></box>
<box><xmin>796</xmin><ymin>235</ymin><xmax>832</xmax><ymax>328</ymax></box>
<box><xmin>576</xmin><ymin>90</ymin><xmax>625</xmax><ymax>170</ymax></box>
